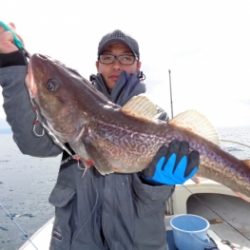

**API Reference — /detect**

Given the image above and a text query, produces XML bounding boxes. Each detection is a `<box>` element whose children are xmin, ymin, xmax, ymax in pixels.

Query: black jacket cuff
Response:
<box><xmin>0</xmin><ymin>50</ymin><xmax>27</xmax><ymax>68</ymax></box>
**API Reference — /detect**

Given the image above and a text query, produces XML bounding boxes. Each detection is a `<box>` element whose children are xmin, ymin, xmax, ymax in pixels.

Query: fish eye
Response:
<box><xmin>47</xmin><ymin>79</ymin><xmax>59</xmax><ymax>92</ymax></box>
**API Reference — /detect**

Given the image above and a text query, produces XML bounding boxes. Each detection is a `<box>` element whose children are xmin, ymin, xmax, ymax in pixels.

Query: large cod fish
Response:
<box><xmin>26</xmin><ymin>54</ymin><xmax>250</xmax><ymax>198</ymax></box>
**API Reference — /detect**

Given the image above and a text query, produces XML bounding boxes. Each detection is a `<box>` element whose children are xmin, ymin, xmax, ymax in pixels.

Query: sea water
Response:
<box><xmin>0</xmin><ymin>134</ymin><xmax>61</xmax><ymax>250</ymax></box>
<box><xmin>0</xmin><ymin>126</ymin><xmax>250</xmax><ymax>250</ymax></box>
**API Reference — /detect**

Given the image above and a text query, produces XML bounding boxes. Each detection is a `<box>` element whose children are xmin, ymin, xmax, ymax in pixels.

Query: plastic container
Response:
<box><xmin>170</xmin><ymin>214</ymin><xmax>211</xmax><ymax>250</ymax></box>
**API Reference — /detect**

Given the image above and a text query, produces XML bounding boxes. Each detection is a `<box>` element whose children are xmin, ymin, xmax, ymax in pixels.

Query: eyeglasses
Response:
<box><xmin>99</xmin><ymin>54</ymin><xmax>137</xmax><ymax>65</ymax></box>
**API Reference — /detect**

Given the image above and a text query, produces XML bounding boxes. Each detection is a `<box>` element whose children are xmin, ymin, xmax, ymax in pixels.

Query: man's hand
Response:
<box><xmin>0</xmin><ymin>23</ymin><xmax>19</xmax><ymax>53</ymax></box>
<box><xmin>142</xmin><ymin>140</ymin><xmax>199</xmax><ymax>185</ymax></box>
<box><xmin>0</xmin><ymin>23</ymin><xmax>28</xmax><ymax>67</ymax></box>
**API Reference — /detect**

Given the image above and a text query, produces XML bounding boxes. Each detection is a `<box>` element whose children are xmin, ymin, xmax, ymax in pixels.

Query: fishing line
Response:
<box><xmin>71</xmin><ymin>175</ymin><xmax>99</xmax><ymax>243</ymax></box>
<box><xmin>181</xmin><ymin>184</ymin><xmax>250</xmax><ymax>243</ymax></box>
<box><xmin>0</xmin><ymin>201</ymin><xmax>39</xmax><ymax>250</ymax></box>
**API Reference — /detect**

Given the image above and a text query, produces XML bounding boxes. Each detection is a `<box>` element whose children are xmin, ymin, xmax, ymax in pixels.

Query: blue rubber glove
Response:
<box><xmin>142</xmin><ymin>140</ymin><xmax>199</xmax><ymax>185</ymax></box>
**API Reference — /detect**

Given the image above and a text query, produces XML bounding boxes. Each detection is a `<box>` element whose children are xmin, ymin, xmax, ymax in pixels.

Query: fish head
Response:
<box><xmin>26</xmin><ymin>53</ymin><xmax>87</xmax><ymax>141</ymax></box>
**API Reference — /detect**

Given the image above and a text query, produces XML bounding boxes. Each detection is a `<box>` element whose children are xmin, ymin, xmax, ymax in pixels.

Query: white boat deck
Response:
<box><xmin>19</xmin><ymin>178</ymin><xmax>250</xmax><ymax>250</ymax></box>
<box><xmin>188</xmin><ymin>193</ymin><xmax>250</xmax><ymax>249</ymax></box>
<box><xmin>167</xmin><ymin>178</ymin><xmax>250</xmax><ymax>249</ymax></box>
<box><xmin>19</xmin><ymin>218</ymin><xmax>54</xmax><ymax>250</ymax></box>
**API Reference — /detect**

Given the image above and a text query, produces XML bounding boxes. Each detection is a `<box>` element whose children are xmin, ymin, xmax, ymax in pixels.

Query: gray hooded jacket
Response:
<box><xmin>0</xmin><ymin>66</ymin><xmax>173</xmax><ymax>250</ymax></box>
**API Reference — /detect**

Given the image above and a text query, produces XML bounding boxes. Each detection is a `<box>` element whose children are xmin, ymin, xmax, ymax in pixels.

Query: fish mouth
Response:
<box><xmin>25</xmin><ymin>54</ymin><xmax>53</xmax><ymax>98</ymax></box>
<box><xmin>25</xmin><ymin>61</ymin><xmax>37</xmax><ymax>98</ymax></box>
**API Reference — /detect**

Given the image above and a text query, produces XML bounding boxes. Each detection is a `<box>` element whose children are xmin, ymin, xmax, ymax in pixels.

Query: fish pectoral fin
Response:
<box><xmin>121</xmin><ymin>94</ymin><xmax>160</xmax><ymax>121</ymax></box>
<box><xmin>84</xmin><ymin>143</ymin><xmax>114</xmax><ymax>175</ymax></box>
<box><xmin>169</xmin><ymin>109</ymin><xmax>220</xmax><ymax>145</ymax></box>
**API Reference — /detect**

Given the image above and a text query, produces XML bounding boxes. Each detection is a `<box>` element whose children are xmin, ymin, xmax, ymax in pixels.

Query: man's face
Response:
<box><xmin>96</xmin><ymin>42</ymin><xmax>141</xmax><ymax>90</ymax></box>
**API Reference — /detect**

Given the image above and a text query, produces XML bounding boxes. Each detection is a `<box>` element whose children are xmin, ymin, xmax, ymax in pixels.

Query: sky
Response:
<box><xmin>1</xmin><ymin>0</ymin><xmax>250</xmax><ymax>128</ymax></box>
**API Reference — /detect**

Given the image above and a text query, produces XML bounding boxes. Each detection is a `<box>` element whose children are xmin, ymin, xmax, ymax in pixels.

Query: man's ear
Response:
<box><xmin>136</xmin><ymin>60</ymin><xmax>141</xmax><ymax>71</ymax></box>
<box><xmin>96</xmin><ymin>61</ymin><xmax>99</xmax><ymax>71</ymax></box>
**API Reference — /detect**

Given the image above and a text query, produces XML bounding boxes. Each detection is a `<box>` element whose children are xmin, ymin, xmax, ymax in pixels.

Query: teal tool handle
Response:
<box><xmin>0</xmin><ymin>21</ymin><xmax>24</xmax><ymax>49</ymax></box>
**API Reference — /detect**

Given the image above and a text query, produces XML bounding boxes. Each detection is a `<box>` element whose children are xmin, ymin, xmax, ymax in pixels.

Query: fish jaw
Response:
<box><xmin>26</xmin><ymin>60</ymin><xmax>37</xmax><ymax>98</ymax></box>
<box><xmin>27</xmin><ymin>54</ymin><xmax>88</xmax><ymax>143</ymax></box>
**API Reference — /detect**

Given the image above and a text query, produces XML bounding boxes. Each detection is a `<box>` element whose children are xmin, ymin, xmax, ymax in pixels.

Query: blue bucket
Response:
<box><xmin>170</xmin><ymin>214</ymin><xmax>211</xmax><ymax>250</ymax></box>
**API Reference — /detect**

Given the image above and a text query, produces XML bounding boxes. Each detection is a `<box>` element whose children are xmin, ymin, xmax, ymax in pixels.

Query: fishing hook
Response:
<box><xmin>30</xmin><ymin>101</ymin><xmax>74</xmax><ymax>157</ymax></box>
<box><xmin>31</xmin><ymin>106</ymin><xmax>45</xmax><ymax>137</ymax></box>
<box><xmin>32</xmin><ymin>120</ymin><xmax>45</xmax><ymax>137</ymax></box>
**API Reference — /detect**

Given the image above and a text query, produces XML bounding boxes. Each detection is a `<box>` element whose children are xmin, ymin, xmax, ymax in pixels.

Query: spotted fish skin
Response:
<box><xmin>26</xmin><ymin>54</ymin><xmax>250</xmax><ymax>198</ymax></box>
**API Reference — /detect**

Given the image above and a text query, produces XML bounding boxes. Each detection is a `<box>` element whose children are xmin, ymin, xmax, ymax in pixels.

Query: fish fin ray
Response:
<box><xmin>84</xmin><ymin>142</ymin><xmax>114</xmax><ymax>175</ymax></box>
<box><xmin>121</xmin><ymin>94</ymin><xmax>160</xmax><ymax>121</ymax></box>
<box><xmin>169</xmin><ymin>109</ymin><xmax>220</xmax><ymax>145</ymax></box>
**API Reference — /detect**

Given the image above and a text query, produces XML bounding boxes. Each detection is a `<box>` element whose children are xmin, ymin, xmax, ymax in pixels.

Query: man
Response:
<box><xmin>0</xmin><ymin>27</ymin><xmax>199</xmax><ymax>250</ymax></box>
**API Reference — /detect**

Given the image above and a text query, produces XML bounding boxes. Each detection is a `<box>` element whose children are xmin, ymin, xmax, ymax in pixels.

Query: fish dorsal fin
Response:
<box><xmin>121</xmin><ymin>94</ymin><xmax>159</xmax><ymax>121</ymax></box>
<box><xmin>169</xmin><ymin>109</ymin><xmax>220</xmax><ymax>145</ymax></box>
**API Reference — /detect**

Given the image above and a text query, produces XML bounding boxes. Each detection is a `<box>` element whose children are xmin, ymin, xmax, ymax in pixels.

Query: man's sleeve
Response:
<box><xmin>0</xmin><ymin>65</ymin><xmax>62</xmax><ymax>157</ymax></box>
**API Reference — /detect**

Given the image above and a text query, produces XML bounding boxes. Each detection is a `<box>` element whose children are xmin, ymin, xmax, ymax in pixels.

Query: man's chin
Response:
<box><xmin>106</xmin><ymin>80</ymin><xmax>116</xmax><ymax>90</ymax></box>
